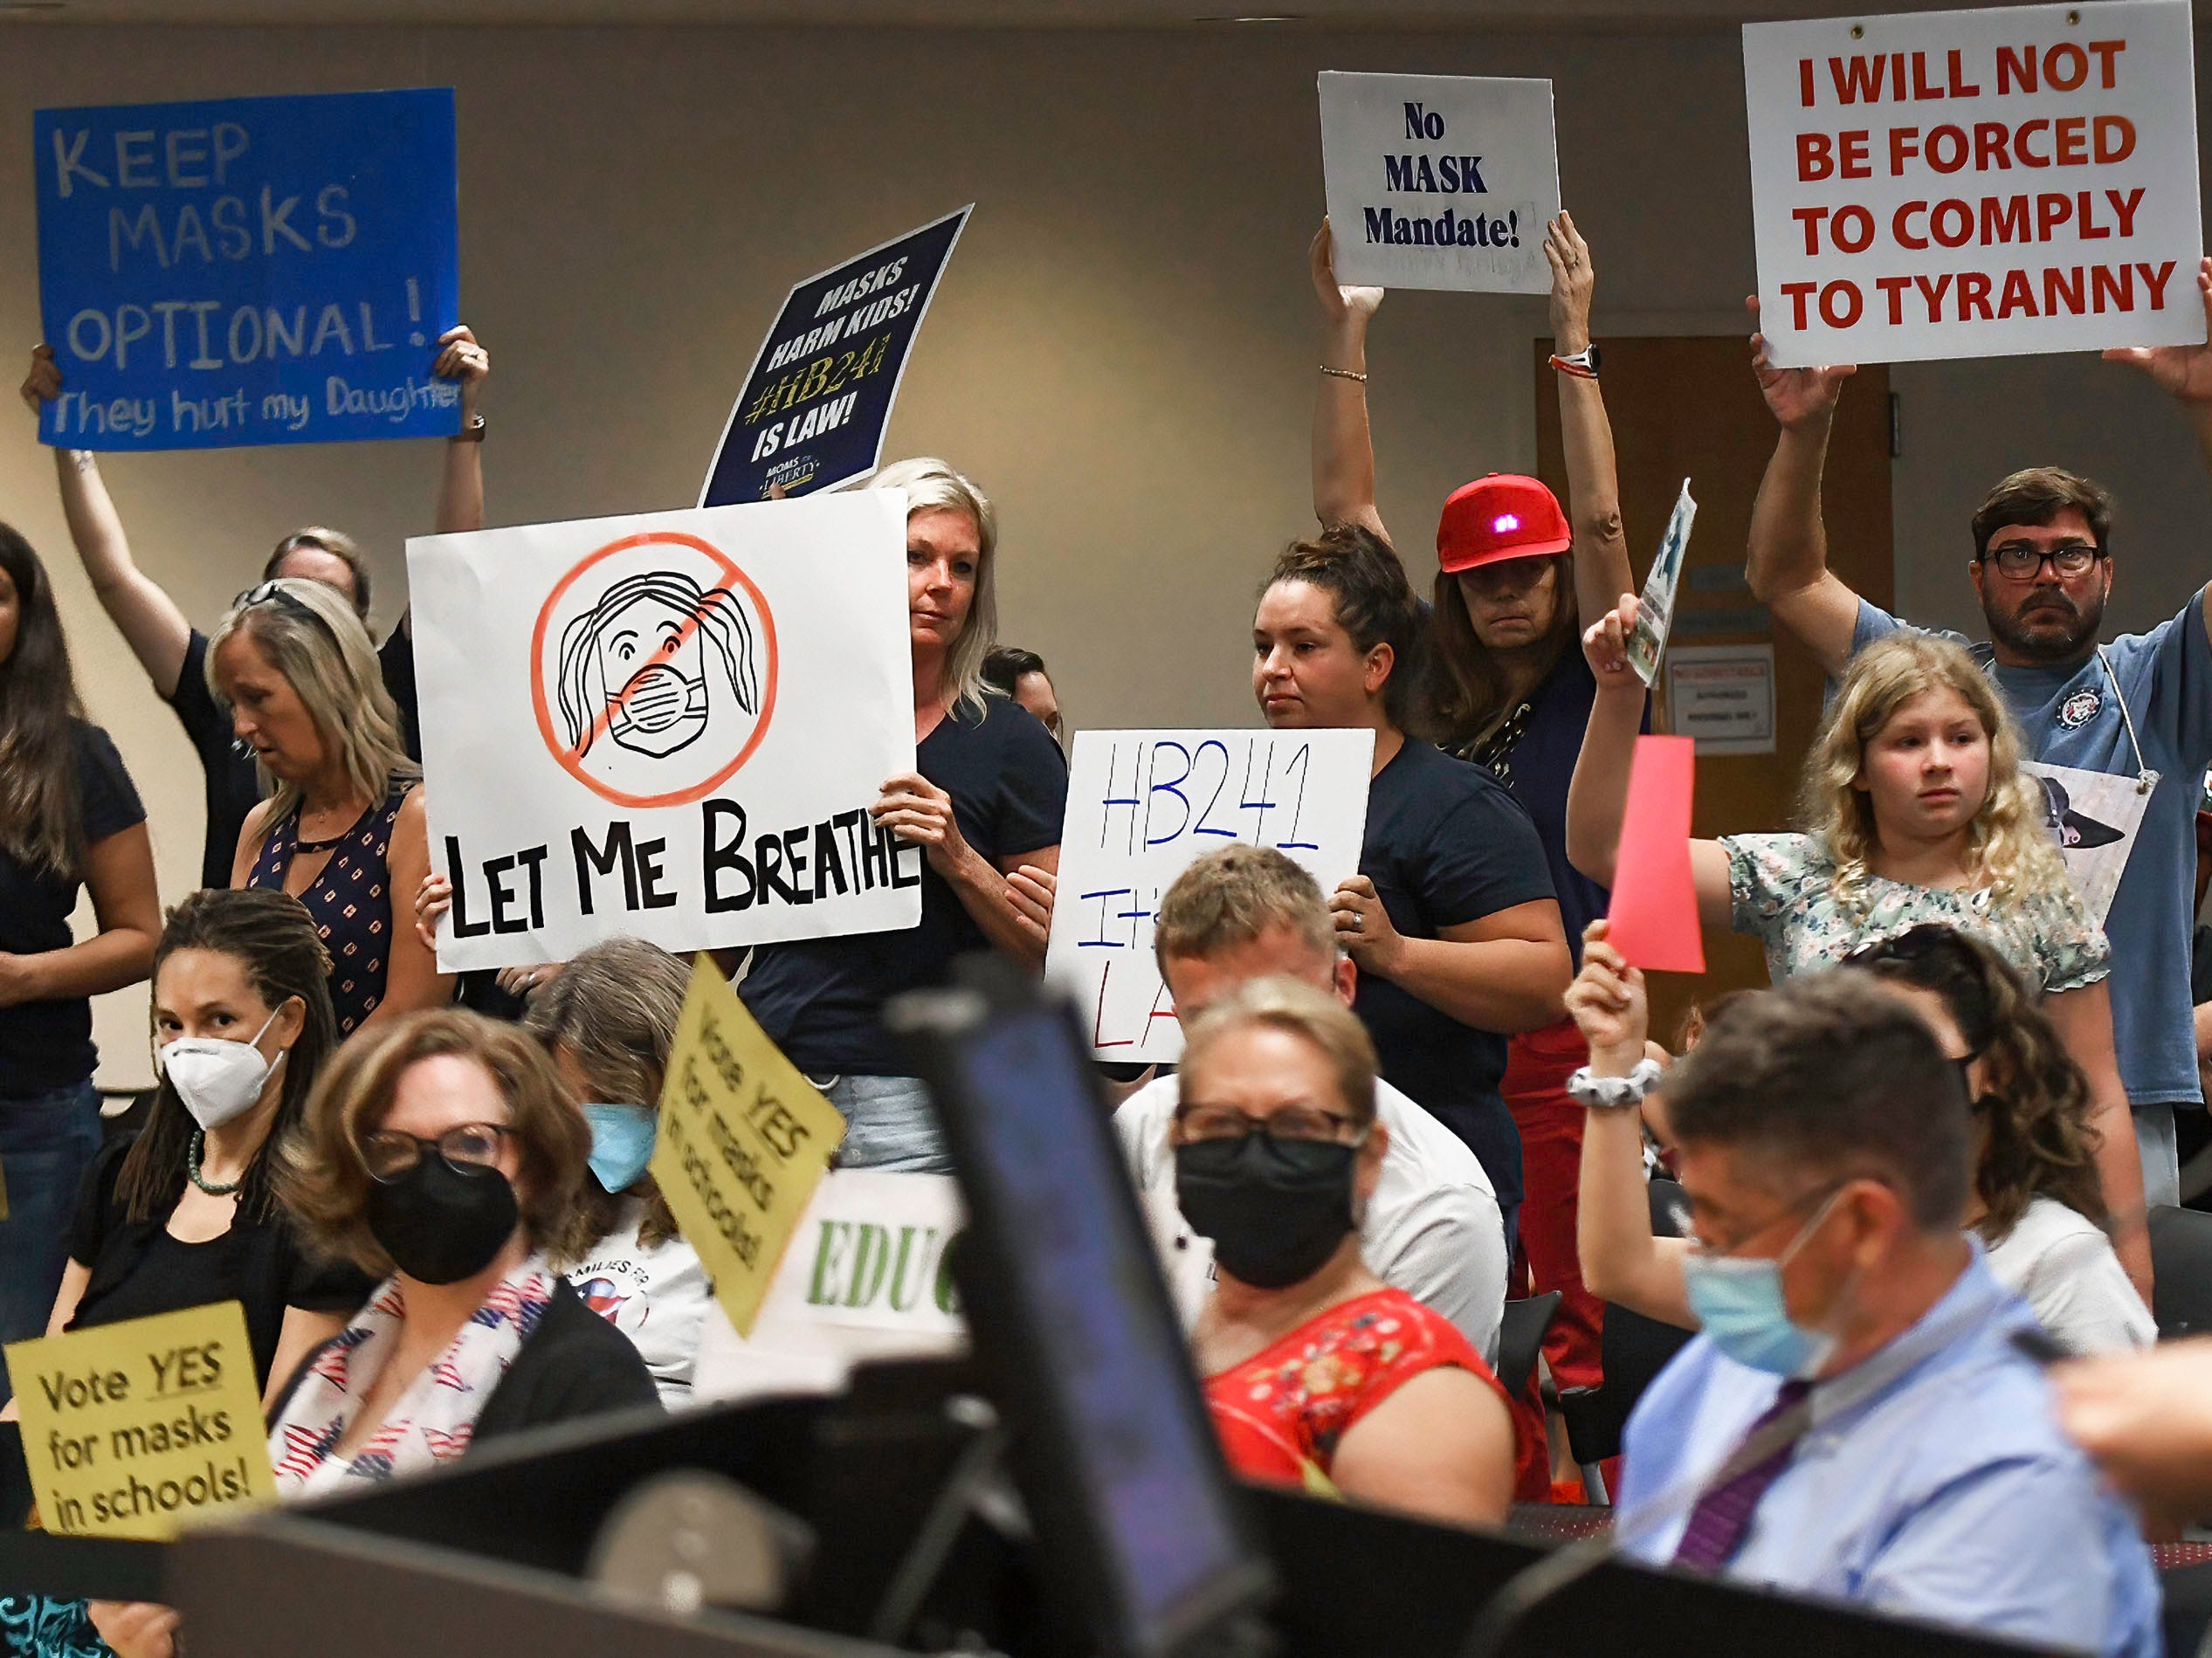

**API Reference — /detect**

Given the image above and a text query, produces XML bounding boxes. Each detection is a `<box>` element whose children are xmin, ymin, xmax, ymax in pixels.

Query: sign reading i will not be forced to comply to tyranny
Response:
<box><xmin>34</xmin><ymin>88</ymin><xmax>461</xmax><ymax>451</ymax></box>
<box><xmin>1046</xmin><ymin>729</ymin><xmax>1374</xmax><ymax>1062</ymax></box>
<box><xmin>651</xmin><ymin>958</ymin><xmax>846</xmax><ymax>1338</ymax></box>
<box><xmin>6</xmin><ymin>1300</ymin><xmax>279</xmax><ymax>1540</ymax></box>
<box><xmin>410</xmin><ymin>491</ymin><xmax>917</xmax><ymax>973</ymax></box>
<box><xmin>700</xmin><ymin>206</ymin><xmax>971</xmax><ymax>506</ymax></box>
<box><xmin>1743</xmin><ymin>0</ymin><xmax>2204</xmax><ymax>365</ymax></box>
<box><xmin>1319</xmin><ymin>71</ymin><xmax>1561</xmax><ymax>292</ymax></box>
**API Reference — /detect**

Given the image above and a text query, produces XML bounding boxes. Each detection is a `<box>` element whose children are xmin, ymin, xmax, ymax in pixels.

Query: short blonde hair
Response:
<box><xmin>1153</xmin><ymin>843</ymin><xmax>1336</xmax><ymax>974</ymax></box>
<box><xmin>205</xmin><ymin>577</ymin><xmax>417</xmax><ymax>821</ymax></box>
<box><xmin>1178</xmin><ymin>975</ymin><xmax>1378</xmax><ymax>1131</ymax></box>
<box><xmin>1801</xmin><ymin>632</ymin><xmax>2069</xmax><ymax>912</ymax></box>
<box><xmin>866</xmin><ymin>457</ymin><xmax>999</xmax><ymax>716</ymax></box>
<box><xmin>277</xmin><ymin>1009</ymin><xmax>595</xmax><ymax>1276</ymax></box>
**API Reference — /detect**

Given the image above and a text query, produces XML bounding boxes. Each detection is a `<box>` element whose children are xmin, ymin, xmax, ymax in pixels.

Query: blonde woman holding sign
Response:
<box><xmin>737</xmin><ymin>458</ymin><xmax>1065</xmax><ymax>1173</ymax></box>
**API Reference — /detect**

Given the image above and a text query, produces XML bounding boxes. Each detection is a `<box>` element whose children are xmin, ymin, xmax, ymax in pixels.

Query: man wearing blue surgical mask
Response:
<box><xmin>1613</xmin><ymin>972</ymin><xmax>2158</xmax><ymax>1658</ymax></box>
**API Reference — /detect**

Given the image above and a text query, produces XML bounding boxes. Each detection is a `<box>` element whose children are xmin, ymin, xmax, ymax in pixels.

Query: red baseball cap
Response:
<box><xmin>1437</xmin><ymin>474</ymin><xmax>1571</xmax><ymax>573</ymax></box>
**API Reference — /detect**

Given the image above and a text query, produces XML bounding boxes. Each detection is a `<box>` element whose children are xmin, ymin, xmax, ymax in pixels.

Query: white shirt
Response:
<box><xmin>1984</xmin><ymin>1194</ymin><xmax>2155</xmax><ymax>1354</ymax></box>
<box><xmin>1113</xmin><ymin>1073</ymin><xmax>1508</xmax><ymax>1366</ymax></box>
<box><xmin>567</xmin><ymin>1198</ymin><xmax>722</xmax><ymax>1405</ymax></box>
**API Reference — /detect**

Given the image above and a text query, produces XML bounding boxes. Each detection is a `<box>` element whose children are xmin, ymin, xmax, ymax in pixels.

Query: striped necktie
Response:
<box><xmin>1671</xmin><ymin>1379</ymin><xmax>1812</xmax><ymax>1573</ymax></box>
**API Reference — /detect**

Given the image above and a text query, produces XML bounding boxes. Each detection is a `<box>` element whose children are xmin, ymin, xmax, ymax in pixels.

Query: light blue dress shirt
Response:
<box><xmin>1616</xmin><ymin>1249</ymin><xmax>2161</xmax><ymax>1658</ymax></box>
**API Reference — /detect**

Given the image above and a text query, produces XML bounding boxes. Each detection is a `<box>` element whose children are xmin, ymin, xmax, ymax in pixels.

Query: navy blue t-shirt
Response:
<box><xmin>1456</xmin><ymin>650</ymin><xmax>1621</xmax><ymax>964</ymax></box>
<box><xmin>170</xmin><ymin>629</ymin><xmax>261</xmax><ymax>892</ymax></box>
<box><xmin>741</xmin><ymin>694</ymin><xmax>1067</xmax><ymax>1077</ymax></box>
<box><xmin>0</xmin><ymin>723</ymin><xmax>146</xmax><ymax>1095</ymax></box>
<box><xmin>1354</xmin><ymin>738</ymin><xmax>1556</xmax><ymax>1214</ymax></box>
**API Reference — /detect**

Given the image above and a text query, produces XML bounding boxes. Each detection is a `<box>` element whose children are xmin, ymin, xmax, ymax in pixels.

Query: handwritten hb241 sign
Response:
<box><xmin>651</xmin><ymin>957</ymin><xmax>846</xmax><ymax>1338</ymax></box>
<box><xmin>700</xmin><ymin>206</ymin><xmax>971</xmax><ymax>506</ymax></box>
<box><xmin>33</xmin><ymin>88</ymin><xmax>460</xmax><ymax>451</ymax></box>
<box><xmin>410</xmin><ymin>492</ymin><xmax>917</xmax><ymax>973</ymax></box>
<box><xmin>1319</xmin><ymin>72</ymin><xmax>1561</xmax><ymax>293</ymax></box>
<box><xmin>1045</xmin><ymin>729</ymin><xmax>1374</xmax><ymax>1061</ymax></box>
<box><xmin>5</xmin><ymin>1302</ymin><xmax>278</xmax><ymax>1540</ymax></box>
<box><xmin>1743</xmin><ymin>1</ymin><xmax>2205</xmax><ymax>366</ymax></box>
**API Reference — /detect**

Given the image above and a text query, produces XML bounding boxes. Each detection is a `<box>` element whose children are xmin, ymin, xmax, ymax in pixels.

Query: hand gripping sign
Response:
<box><xmin>1743</xmin><ymin>0</ymin><xmax>2205</xmax><ymax>366</ymax></box>
<box><xmin>410</xmin><ymin>492</ymin><xmax>918</xmax><ymax>972</ymax></box>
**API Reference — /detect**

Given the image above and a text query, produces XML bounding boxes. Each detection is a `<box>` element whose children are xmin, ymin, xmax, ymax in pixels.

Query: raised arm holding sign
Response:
<box><xmin>33</xmin><ymin>89</ymin><xmax>461</xmax><ymax>451</ymax></box>
<box><xmin>1742</xmin><ymin>1</ymin><xmax>2204</xmax><ymax>368</ymax></box>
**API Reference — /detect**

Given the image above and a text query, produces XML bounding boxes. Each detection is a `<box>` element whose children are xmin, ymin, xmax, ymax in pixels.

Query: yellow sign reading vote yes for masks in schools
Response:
<box><xmin>651</xmin><ymin>956</ymin><xmax>846</xmax><ymax>1337</ymax></box>
<box><xmin>6</xmin><ymin>1300</ymin><xmax>278</xmax><ymax>1540</ymax></box>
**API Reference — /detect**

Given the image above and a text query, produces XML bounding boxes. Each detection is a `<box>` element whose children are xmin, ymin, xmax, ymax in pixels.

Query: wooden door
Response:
<box><xmin>1534</xmin><ymin>339</ymin><xmax>1894</xmax><ymax>1043</ymax></box>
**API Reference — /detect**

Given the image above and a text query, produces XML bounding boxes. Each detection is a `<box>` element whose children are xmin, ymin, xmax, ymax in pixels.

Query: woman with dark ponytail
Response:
<box><xmin>31</xmin><ymin>888</ymin><xmax>370</xmax><ymax>1400</ymax></box>
<box><xmin>0</xmin><ymin>524</ymin><xmax>159</xmax><ymax>1388</ymax></box>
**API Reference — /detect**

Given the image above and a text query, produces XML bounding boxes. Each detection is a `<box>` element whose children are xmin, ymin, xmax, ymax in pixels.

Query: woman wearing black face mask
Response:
<box><xmin>266</xmin><ymin>1010</ymin><xmax>658</xmax><ymax>1494</ymax></box>
<box><xmin>1176</xmin><ymin>977</ymin><xmax>1517</xmax><ymax>1528</ymax></box>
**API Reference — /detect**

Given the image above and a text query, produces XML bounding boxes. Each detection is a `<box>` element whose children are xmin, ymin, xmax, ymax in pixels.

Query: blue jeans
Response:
<box><xmin>0</xmin><ymin>1082</ymin><xmax>101</xmax><ymax>1400</ymax></box>
<box><xmin>814</xmin><ymin>1074</ymin><xmax>948</xmax><ymax>1173</ymax></box>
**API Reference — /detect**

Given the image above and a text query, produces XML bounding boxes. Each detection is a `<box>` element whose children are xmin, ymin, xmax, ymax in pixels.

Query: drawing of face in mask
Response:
<box><xmin>555</xmin><ymin>572</ymin><xmax>760</xmax><ymax>762</ymax></box>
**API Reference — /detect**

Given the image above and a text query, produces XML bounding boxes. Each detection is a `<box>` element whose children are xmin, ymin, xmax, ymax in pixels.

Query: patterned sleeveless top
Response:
<box><xmin>1203</xmin><ymin>1286</ymin><xmax>1507</xmax><ymax>1496</ymax></box>
<box><xmin>245</xmin><ymin>780</ymin><xmax>411</xmax><ymax>1037</ymax></box>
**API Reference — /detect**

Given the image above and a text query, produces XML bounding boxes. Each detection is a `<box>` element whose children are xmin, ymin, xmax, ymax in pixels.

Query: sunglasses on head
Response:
<box><xmin>231</xmin><ymin>579</ymin><xmax>341</xmax><ymax>643</ymax></box>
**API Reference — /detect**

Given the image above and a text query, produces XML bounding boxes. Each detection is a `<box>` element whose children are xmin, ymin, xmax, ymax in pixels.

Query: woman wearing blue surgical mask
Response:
<box><xmin>524</xmin><ymin>939</ymin><xmax>719</xmax><ymax>1406</ymax></box>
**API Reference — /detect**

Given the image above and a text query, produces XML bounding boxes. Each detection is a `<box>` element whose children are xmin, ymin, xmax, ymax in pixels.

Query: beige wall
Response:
<box><xmin>0</xmin><ymin>21</ymin><xmax>2202</xmax><ymax>1085</ymax></box>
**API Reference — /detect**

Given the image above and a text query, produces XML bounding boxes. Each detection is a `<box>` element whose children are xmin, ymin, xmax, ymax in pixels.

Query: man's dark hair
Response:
<box><xmin>1263</xmin><ymin>524</ymin><xmax>1424</xmax><ymax>728</ymax></box>
<box><xmin>982</xmin><ymin>645</ymin><xmax>1047</xmax><ymax>697</ymax></box>
<box><xmin>1971</xmin><ymin>468</ymin><xmax>2115</xmax><ymax>561</ymax></box>
<box><xmin>1664</xmin><ymin>971</ymin><xmax>1972</xmax><ymax>1231</ymax></box>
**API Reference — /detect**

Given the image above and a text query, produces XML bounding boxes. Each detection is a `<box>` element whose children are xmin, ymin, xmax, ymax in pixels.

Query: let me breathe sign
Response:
<box><xmin>1744</xmin><ymin>0</ymin><xmax>2204</xmax><ymax>365</ymax></box>
<box><xmin>34</xmin><ymin>88</ymin><xmax>461</xmax><ymax>450</ymax></box>
<box><xmin>411</xmin><ymin>492</ymin><xmax>918</xmax><ymax>972</ymax></box>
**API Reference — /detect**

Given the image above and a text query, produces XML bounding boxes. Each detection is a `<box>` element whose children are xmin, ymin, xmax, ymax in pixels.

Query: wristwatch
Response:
<box><xmin>451</xmin><ymin>412</ymin><xmax>487</xmax><ymax>443</ymax></box>
<box><xmin>1566</xmin><ymin>1056</ymin><xmax>1663</xmax><ymax>1110</ymax></box>
<box><xmin>1548</xmin><ymin>344</ymin><xmax>1601</xmax><ymax>380</ymax></box>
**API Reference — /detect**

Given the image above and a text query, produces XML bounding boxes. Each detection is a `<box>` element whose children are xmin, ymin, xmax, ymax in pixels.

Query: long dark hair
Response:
<box><xmin>1260</xmin><ymin>525</ymin><xmax>1425</xmax><ymax>732</ymax></box>
<box><xmin>1842</xmin><ymin>925</ymin><xmax>2105</xmax><ymax>1237</ymax></box>
<box><xmin>1426</xmin><ymin>553</ymin><xmax>1583</xmax><ymax>755</ymax></box>
<box><xmin>0</xmin><ymin>524</ymin><xmax>88</xmax><ymax>878</ymax></box>
<box><xmin>117</xmin><ymin>889</ymin><xmax>338</xmax><ymax>1224</ymax></box>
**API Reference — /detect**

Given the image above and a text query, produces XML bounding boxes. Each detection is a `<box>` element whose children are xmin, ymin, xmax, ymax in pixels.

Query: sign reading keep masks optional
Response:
<box><xmin>410</xmin><ymin>492</ymin><xmax>918</xmax><ymax>972</ymax></box>
<box><xmin>1319</xmin><ymin>71</ymin><xmax>1561</xmax><ymax>292</ymax></box>
<box><xmin>1742</xmin><ymin>0</ymin><xmax>2205</xmax><ymax>366</ymax></box>
<box><xmin>1045</xmin><ymin>729</ymin><xmax>1373</xmax><ymax>1061</ymax></box>
<box><xmin>33</xmin><ymin>88</ymin><xmax>460</xmax><ymax>450</ymax></box>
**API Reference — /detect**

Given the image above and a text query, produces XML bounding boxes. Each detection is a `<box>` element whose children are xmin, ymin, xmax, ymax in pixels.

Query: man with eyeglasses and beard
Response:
<box><xmin>1741</xmin><ymin>258</ymin><xmax>2212</xmax><ymax>1210</ymax></box>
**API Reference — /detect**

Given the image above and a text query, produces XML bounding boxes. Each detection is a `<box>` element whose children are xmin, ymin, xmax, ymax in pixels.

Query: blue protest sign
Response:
<box><xmin>34</xmin><ymin>87</ymin><xmax>460</xmax><ymax>451</ymax></box>
<box><xmin>700</xmin><ymin>206</ymin><xmax>971</xmax><ymax>505</ymax></box>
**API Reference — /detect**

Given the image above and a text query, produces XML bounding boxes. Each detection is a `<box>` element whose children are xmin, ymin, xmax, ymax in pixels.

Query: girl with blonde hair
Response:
<box><xmin>1566</xmin><ymin>602</ymin><xmax>2147</xmax><ymax>1293</ymax></box>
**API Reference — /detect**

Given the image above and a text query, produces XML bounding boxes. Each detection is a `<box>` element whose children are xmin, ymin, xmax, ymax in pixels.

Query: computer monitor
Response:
<box><xmin>889</xmin><ymin>966</ymin><xmax>1272</xmax><ymax>1658</ymax></box>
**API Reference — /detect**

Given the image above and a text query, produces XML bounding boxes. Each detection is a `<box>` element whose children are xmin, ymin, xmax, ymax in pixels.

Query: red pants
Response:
<box><xmin>1504</xmin><ymin>1020</ymin><xmax>1604</xmax><ymax>1396</ymax></box>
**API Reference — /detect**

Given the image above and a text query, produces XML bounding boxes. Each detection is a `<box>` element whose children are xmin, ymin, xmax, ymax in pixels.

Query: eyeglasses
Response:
<box><xmin>360</xmin><ymin>1122</ymin><xmax>512</xmax><ymax>1181</ymax></box>
<box><xmin>231</xmin><ymin>579</ymin><xmax>340</xmax><ymax>643</ymax></box>
<box><xmin>1686</xmin><ymin>1177</ymin><xmax>1846</xmax><ymax>1257</ymax></box>
<box><xmin>1174</xmin><ymin>1101</ymin><xmax>1359</xmax><ymax>1145</ymax></box>
<box><xmin>1980</xmin><ymin>541</ymin><xmax>2105</xmax><ymax>581</ymax></box>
